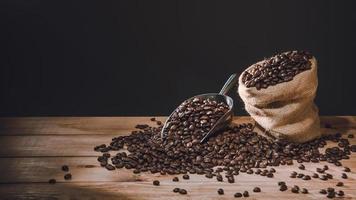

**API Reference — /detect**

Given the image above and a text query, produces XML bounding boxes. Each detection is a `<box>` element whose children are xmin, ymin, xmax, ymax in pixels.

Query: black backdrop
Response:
<box><xmin>1</xmin><ymin>0</ymin><xmax>356</xmax><ymax>116</ymax></box>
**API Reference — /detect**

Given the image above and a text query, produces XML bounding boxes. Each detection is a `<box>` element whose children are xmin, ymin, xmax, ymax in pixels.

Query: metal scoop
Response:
<box><xmin>161</xmin><ymin>74</ymin><xmax>238</xmax><ymax>143</ymax></box>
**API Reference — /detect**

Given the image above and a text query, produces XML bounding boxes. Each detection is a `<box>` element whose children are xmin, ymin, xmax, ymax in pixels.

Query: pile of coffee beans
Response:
<box><xmin>94</xmin><ymin>116</ymin><xmax>355</xmax><ymax>198</ymax></box>
<box><xmin>241</xmin><ymin>50</ymin><xmax>313</xmax><ymax>90</ymax></box>
<box><xmin>161</xmin><ymin>97</ymin><xmax>229</xmax><ymax>141</ymax></box>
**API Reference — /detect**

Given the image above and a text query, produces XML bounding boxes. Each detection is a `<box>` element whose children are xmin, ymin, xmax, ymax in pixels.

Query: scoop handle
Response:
<box><xmin>219</xmin><ymin>73</ymin><xmax>238</xmax><ymax>95</ymax></box>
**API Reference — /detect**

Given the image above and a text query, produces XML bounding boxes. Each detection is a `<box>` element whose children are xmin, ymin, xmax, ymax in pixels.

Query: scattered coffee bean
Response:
<box><xmin>323</xmin><ymin>165</ymin><xmax>329</xmax><ymax>170</ymax></box>
<box><xmin>336</xmin><ymin>182</ymin><xmax>344</xmax><ymax>187</ymax></box>
<box><xmin>348</xmin><ymin>134</ymin><xmax>354</xmax><ymax>138</ymax></box>
<box><xmin>298</xmin><ymin>164</ymin><xmax>305</xmax><ymax>170</ymax></box>
<box><xmin>343</xmin><ymin>167</ymin><xmax>351</xmax><ymax>172</ymax></box>
<box><xmin>218</xmin><ymin>188</ymin><xmax>224</xmax><ymax>195</ymax></box>
<box><xmin>278</xmin><ymin>181</ymin><xmax>286</xmax><ymax>186</ymax></box>
<box><xmin>301</xmin><ymin>188</ymin><xmax>308</xmax><ymax>194</ymax></box>
<box><xmin>179</xmin><ymin>189</ymin><xmax>187</xmax><ymax>195</ymax></box>
<box><xmin>338</xmin><ymin>190</ymin><xmax>344</xmax><ymax>196</ymax></box>
<box><xmin>227</xmin><ymin>176</ymin><xmax>235</xmax><ymax>183</ymax></box>
<box><xmin>64</xmin><ymin>173</ymin><xmax>72</xmax><ymax>180</ymax></box>
<box><xmin>320</xmin><ymin>189</ymin><xmax>327</xmax><ymax>194</ymax></box>
<box><xmin>183</xmin><ymin>174</ymin><xmax>190</xmax><ymax>180</ymax></box>
<box><xmin>269</xmin><ymin>168</ymin><xmax>276</xmax><ymax>173</ymax></box>
<box><xmin>216</xmin><ymin>175</ymin><xmax>223</xmax><ymax>182</ymax></box>
<box><xmin>327</xmin><ymin>191</ymin><xmax>335</xmax><ymax>198</ymax></box>
<box><xmin>280</xmin><ymin>185</ymin><xmax>288</xmax><ymax>192</ymax></box>
<box><xmin>341</xmin><ymin>173</ymin><xmax>348</xmax><ymax>179</ymax></box>
<box><xmin>243</xmin><ymin>191</ymin><xmax>249</xmax><ymax>197</ymax></box>
<box><xmin>153</xmin><ymin>180</ymin><xmax>160</xmax><ymax>186</ymax></box>
<box><xmin>297</xmin><ymin>173</ymin><xmax>304</xmax><ymax>178</ymax></box>
<box><xmin>302</xmin><ymin>175</ymin><xmax>311</xmax><ymax>180</ymax></box>
<box><xmin>267</xmin><ymin>173</ymin><xmax>274</xmax><ymax>178</ymax></box>
<box><xmin>253</xmin><ymin>187</ymin><xmax>261</xmax><ymax>192</ymax></box>
<box><xmin>173</xmin><ymin>188</ymin><xmax>180</xmax><ymax>193</ymax></box>
<box><xmin>242</xmin><ymin>50</ymin><xmax>313</xmax><ymax>90</ymax></box>
<box><xmin>105</xmin><ymin>164</ymin><xmax>115</xmax><ymax>171</ymax></box>
<box><xmin>61</xmin><ymin>165</ymin><xmax>69</xmax><ymax>172</ymax></box>
<box><xmin>320</xmin><ymin>175</ymin><xmax>328</xmax><ymax>181</ymax></box>
<box><xmin>312</xmin><ymin>173</ymin><xmax>319</xmax><ymax>178</ymax></box>
<box><xmin>150</xmin><ymin>117</ymin><xmax>156</xmax><ymax>121</ymax></box>
<box><xmin>234</xmin><ymin>192</ymin><xmax>242</xmax><ymax>198</ymax></box>
<box><xmin>173</xmin><ymin>177</ymin><xmax>179</xmax><ymax>182</ymax></box>
<box><xmin>326</xmin><ymin>173</ymin><xmax>333</xmax><ymax>179</ymax></box>
<box><xmin>48</xmin><ymin>179</ymin><xmax>56</xmax><ymax>184</ymax></box>
<box><xmin>291</xmin><ymin>186</ymin><xmax>299</xmax><ymax>193</ymax></box>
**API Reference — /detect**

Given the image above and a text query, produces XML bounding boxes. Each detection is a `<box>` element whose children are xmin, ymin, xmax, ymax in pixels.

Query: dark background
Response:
<box><xmin>1</xmin><ymin>0</ymin><xmax>355</xmax><ymax>116</ymax></box>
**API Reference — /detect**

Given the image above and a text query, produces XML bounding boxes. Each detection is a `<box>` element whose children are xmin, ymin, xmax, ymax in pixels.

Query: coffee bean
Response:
<box><xmin>298</xmin><ymin>164</ymin><xmax>305</xmax><ymax>170</ymax></box>
<box><xmin>234</xmin><ymin>192</ymin><xmax>242</xmax><ymax>198</ymax></box>
<box><xmin>302</xmin><ymin>175</ymin><xmax>311</xmax><ymax>180</ymax></box>
<box><xmin>280</xmin><ymin>185</ymin><xmax>288</xmax><ymax>191</ymax></box>
<box><xmin>301</xmin><ymin>188</ymin><xmax>308</xmax><ymax>194</ymax></box>
<box><xmin>243</xmin><ymin>191</ymin><xmax>249</xmax><ymax>197</ymax></box>
<box><xmin>64</xmin><ymin>173</ymin><xmax>72</xmax><ymax>180</ymax></box>
<box><xmin>267</xmin><ymin>173</ymin><xmax>274</xmax><ymax>178</ymax></box>
<box><xmin>278</xmin><ymin>181</ymin><xmax>286</xmax><ymax>186</ymax></box>
<box><xmin>338</xmin><ymin>190</ymin><xmax>344</xmax><ymax>196</ymax></box>
<box><xmin>216</xmin><ymin>175</ymin><xmax>223</xmax><ymax>182</ymax></box>
<box><xmin>228</xmin><ymin>176</ymin><xmax>235</xmax><ymax>183</ymax></box>
<box><xmin>48</xmin><ymin>179</ymin><xmax>56</xmax><ymax>184</ymax></box>
<box><xmin>291</xmin><ymin>186</ymin><xmax>299</xmax><ymax>193</ymax></box>
<box><xmin>269</xmin><ymin>168</ymin><xmax>276</xmax><ymax>173</ymax></box>
<box><xmin>253</xmin><ymin>187</ymin><xmax>261</xmax><ymax>192</ymax></box>
<box><xmin>150</xmin><ymin>117</ymin><xmax>156</xmax><ymax>121</ymax></box>
<box><xmin>153</xmin><ymin>180</ymin><xmax>160</xmax><ymax>186</ymax></box>
<box><xmin>173</xmin><ymin>177</ymin><xmax>179</xmax><ymax>182</ymax></box>
<box><xmin>105</xmin><ymin>164</ymin><xmax>115</xmax><ymax>171</ymax></box>
<box><xmin>320</xmin><ymin>189</ymin><xmax>327</xmax><ymax>194</ymax></box>
<box><xmin>336</xmin><ymin>182</ymin><xmax>344</xmax><ymax>187</ymax></box>
<box><xmin>320</xmin><ymin>175</ymin><xmax>328</xmax><ymax>181</ymax></box>
<box><xmin>179</xmin><ymin>189</ymin><xmax>187</xmax><ymax>195</ymax></box>
<box><xmin>312</xmin><ymin>173</ymin><xmax>319</xmax><ymax>178</ymax></box>
<box><xmin>341</xmin><ymin>173</ymin><xmax>348</xmax><ymax>179</ymax></box>
<box><xmin>348</xmin><ymin>134</ymin><xmax>354</xmax><ymax>138</ymax></box>
<box><xmin>323</xmin><ymin>165</ymin><xmax>329</xmax><ymax>170</ymax></box>
<box><xmin>183</xmin><ymin>174</ymin><xmax>190</xmax><ymax>180</ymax></box>
<box><xmin>218</xmin><ymin>188</ymin><xmax>224</xmax><ymax>195</ymax></box>
<box><xmin>327</xmin><ymin>192</ymin><xmax>335</xmax><ymax>198</ymax></box>
<box><xmin>61</xmin><ymin>165</ymin><xmax>69</xmax><ymax>172</ymax></box>
<box><xmin>173</xmin><ymin>188</ymin><xmax>180</xmax><ymax>193</ymax></box>
<box><xmin>343</xmin><ymin>167</ymin><xmax>351</xmax><ymax>172</ymax></box>
<box><xmin>297</xmin><ymin>173</ymin><xmax>304</xmax><ymax>178</ymax></box>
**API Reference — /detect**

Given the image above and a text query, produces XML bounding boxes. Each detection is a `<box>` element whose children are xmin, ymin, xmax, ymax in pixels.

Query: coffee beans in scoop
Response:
<box><xmin>161</xmin><ymin>97</ymin><xmax>229</xmax><ymax>142</ymax></box>
<box><xmin>242</xmin><ymin>50</ymin><xmax>313</xmax><ymax>90</ymax></box>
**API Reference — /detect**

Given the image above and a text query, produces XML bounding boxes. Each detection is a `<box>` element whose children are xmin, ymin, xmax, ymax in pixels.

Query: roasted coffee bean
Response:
<box><xmin>243</xmin><ymin>191</ymin><xmax>249</xmax><ymax>197</ymax></box>
<box><xmin>61</xmin><ymin>165</ymin><xmax>69</xmax><ymax>172</ymax></box>
<box><xmin>280</xmin><ymin>185</ymin><xmax>288</xmax><ymax>191</ymax></box>
<box><xmin>312</xmin><ymin>173</ymin><xmax>319</xmax><ymax>178</ymax></box>
<box><xmin>253</xmin><ymin>187</ymin><xmax>261</xmax><ymax>192</ymax></box>
<box><xmin>302</xmin><ymin>175</ymin><xmax>311</xmax><ymax>180</ymax></box>
<box><xmin>301</xmin><ymin>188</ymin><xmax>308</xmax><ymax>194</ymax></box>
<box><xmin>291</xmin><ymin>171</ymin><xmax>297</xmax><ymax>176</ymax></box>
<box><xmin>227</xmin><ymin>176</ymin><xmax>235</xmax><ymax>183</ymax></box>
<box><xmin>320</xmin><ymin>175</ymin><xmax>328</xmax><ymax>181</ymax></box>
<box><xmin>64</xmin><ymin>173</ymin><xmax>72</xmax><ymax>180</ymax></box>
<box><xmin>326</xmin><ymin>173</ymin><xmax>333</xmax><ymax>179</ymax></box>
<box><xmin>105</xmin><ymin>164</ymin><xmax>115</xmax><ymax>171</ymax></box>
<box><xmin>150</xmin><ymin>117</ymin><xmax>156</xmax><ymax>121</ymax></box>
<box><xmin>343</xmin><ymin>167</ymin><xmax>351</xmax><ymax>172</ymax></box>
<box><xmin>338</xmin><ymin>190</ymin><xmax>344</xmax><ymax>196</ymax></box>
<box><xmin>183</xmin><ymin>174</ymin><xmax>190</xmax><ymax>180</ymax></box>
<box><xmin>297</xmin><ymin>173</ymin><xmax>304</xmax><ymax>178</ymax></box>
<box><xmin>48</xmin><ymin>179</ymin><xmax>56</xmax><ymax>184</ymax></box>
<box><xmin>173</xmin><ymin>188</ymin><xmax>180</xmax><ymax>193</ymax></box>
<box><xmin>341</xmin><ymin>173</ymin><xmax>348</xmax><ymax>179</ymax></box>
<box><xmin>320</xmin><ymin>189</ymin><xmax>327</xmax><ymax>194</ymax></box>
<box><xmin>316</xmin><ymin>168</ymin><xmax>324</xmax><ymax>173</ymax></box>
<box><xmin>173</xmin><ymin>177</ymin><xmax>179</xmax><ymax>182</ymax></box>
<box><xmin>216</xmin><ymin>175</ymin><xmax>223</xmax><ymax>182</ymax></box>
<box><xmin>327</xmin><ymin>192</ymin><xmax>335</xmax><ymax>198</ymax></box>
<box><xmin>153</xmin><ymin>180</ymin><xmax>160</xmax><ymax>186</ymax></box>
<box><xmin>234</xmin><ymin>192</ymin><xmax>242</xmax><ymax>198</ymax></box>
<box><xmin>269</xmin><ymin>168</ymin><xmax>276</xmax><ymax>173</ymax></box>
<box><xmin>291</xmin><ymin>186</ymin><xmax>299</xmax><ymax>193</ymax></box>
<box><xmin>278</xmin><ymin>181</ymin><xmax>286</xmax><ymax>186</ymax></box>
<box><xmin>267</xmin><ymin>173</ymin><xmax>274</xmax><ymax>178</ymax></box>
<box><xmin>205</xmin><ymin>173</ymin><xmax>213</xmax><ymax>179</ymax></box>
<box><xmin>348</xmin><ymin>134</ymin><xmax>354</xmax><ymax>138</ymax></box>
<box><xmin>179</xmin><ymin>189</ymin><xmax>187</xmax><ymax>195</ymax></box>
<box><xmin>323</xmin><ymin>165</ymin><xmax>329</xmax><ymax>170</ymax></box>
<box><xmin>298</xmin><ymin>164</ymin><xmax>305</xmax><ymax>170</ymax></box>
<box><xmin>218</xmin><ymin>188</ymin><xmax>224</xmax><ymax>195</ymax></box>
<box><xmin>336</xmin><ymin>182</ymin><xmax>344</xmax><ymax>187</ymax></box>
<box><xmin>242</xmin><ymin>50</ymin><xmax>313</xmax><ymax>89</ymax></box>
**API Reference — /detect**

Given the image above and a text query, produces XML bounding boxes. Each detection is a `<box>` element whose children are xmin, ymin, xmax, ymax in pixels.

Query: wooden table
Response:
<box><xmin>0</xmin><ymin>116</ymin><xmax>355</xmax><ymax>200</ymax></box>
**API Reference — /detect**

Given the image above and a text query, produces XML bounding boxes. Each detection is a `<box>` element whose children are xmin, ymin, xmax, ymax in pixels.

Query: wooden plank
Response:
<box><xmin>0</xmin><ymin>116</ymin><xmax>167</xmax><ymax>136</ymax></box>
<box><xmin>0</xmin><ymin>126</ymin><xmax>355</xmax><ymax>157</ymax></box>
<box><xmin>0</xmin><ymin>180</ymin><xmax>355</xmax><ymax>200</ymax></box>
<box><xmin>0</xmin><ymin>116</ymin><xmax>354</xmax><ymax>136</ymax></box>
<box><xmin>0</xmin><ymin>157</ymin><xmax>355</xmax><ymax>183</ymax></box>
<box><xmin>0</xmin><ymin>157</ymin><xmax>354</xmax><ymax>199</ymax></box>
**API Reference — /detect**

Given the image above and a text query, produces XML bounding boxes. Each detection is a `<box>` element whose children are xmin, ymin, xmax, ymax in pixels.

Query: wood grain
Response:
<box><xmin>0</xmin><ymin>116</ymin><xmax>355</xmax><ymax>200</ymax></box>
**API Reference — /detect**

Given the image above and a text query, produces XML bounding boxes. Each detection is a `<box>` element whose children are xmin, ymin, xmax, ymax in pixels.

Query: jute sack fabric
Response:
<box><xmin>238</xmin><ymin>57</ymin><xmax>321</xmax><ymax>143</ymax></box>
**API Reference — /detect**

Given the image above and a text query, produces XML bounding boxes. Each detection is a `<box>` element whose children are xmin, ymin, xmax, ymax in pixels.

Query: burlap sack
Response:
<box><xmin>238</xmin><ymin>57</ymin><xmax>321</xmax><ymax>143</ymax></box>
